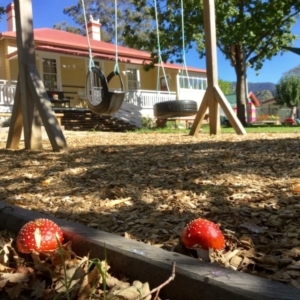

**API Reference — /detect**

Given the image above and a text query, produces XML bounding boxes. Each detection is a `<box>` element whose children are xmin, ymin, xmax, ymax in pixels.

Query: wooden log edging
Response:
<box><xmin>0</xmin><ymin>201</ymin><xmax>298</xmax><ymax>300</ymax></box>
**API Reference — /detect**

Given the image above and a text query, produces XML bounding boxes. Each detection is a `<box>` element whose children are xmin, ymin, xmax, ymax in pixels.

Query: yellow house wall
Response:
<box><xmin>60</xmin><ymin>56</ymin><xmax>87</xmax><ymax>107</ymax></box>
<box><xmin>9</xmin><ymin>59</ymin><xmax>18</xmax><ymax>81</ymax></box>
<box><xmin>139</xmin><ymin>67</ymin><xmax>156</xmax><ymax>90</ymax></box>
<box><xmin>5</xmin><ymin>39</ymin><xmax>18</xmax><ymax>81</ymax></box>
<box><xmin>102</xmin><ymin>60</ymin><xmax>125</xmax><ymax>90</ymax></box>
<box><xmin>0</xmin><ymin>39</ymin><xmax>14</xmax><ymax>81</ymax></box>
<box><xmin>0</xmin><ymin>40</ymin><xmax>6</xmax><ymax>80</ymax></box>
<box><xmin>165</xmin><ymin>68</ymin><xmax>178</xmax><ymax>91</ymax></box>
<box><xmin>140</xmin><ymin>67</ymin><xmax>179</xmax><ymax>92</ymax></box>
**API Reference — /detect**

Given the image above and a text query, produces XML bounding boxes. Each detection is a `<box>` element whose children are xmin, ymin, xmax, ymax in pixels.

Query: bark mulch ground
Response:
<box><xmin>1</xmin><ymin>131</ymin><xmax>300</xmax><ymax>292</ymax></box>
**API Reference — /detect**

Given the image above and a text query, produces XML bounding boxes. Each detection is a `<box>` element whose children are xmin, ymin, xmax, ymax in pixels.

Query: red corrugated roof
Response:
<box><xmin>35</xmin><ymin>45</ymin><xmax>152</xmax><ymax>65</ymax></box>
<box><xmin>1</xmin><ymin>28</ymin><xmax>206</xmax><ymax>73</ymax></box>
<box><xmin>248</xmin><ymin>91</ymin><xmax>261</xmax><ymax>107</ymax></box>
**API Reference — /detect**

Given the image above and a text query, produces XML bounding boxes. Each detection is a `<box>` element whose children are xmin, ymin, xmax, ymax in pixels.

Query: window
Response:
<box><xmin>42</xmin><ymin>58</ymin><xmax>58</xmax><ymax>90</ymax></box>
<box><xmin>160</xmin><ymin>75</ymin><xmax>171</xmax><ymax>91</ymax></box>
<box><xmin>179</xmin><ymin>75</ymin><xmax>207</xmax><ymax>90</ymax></box>
<box><xmin>126</xmin><ymin>67</ymin><xmax>140</xmax><ymax>90</ymax></box>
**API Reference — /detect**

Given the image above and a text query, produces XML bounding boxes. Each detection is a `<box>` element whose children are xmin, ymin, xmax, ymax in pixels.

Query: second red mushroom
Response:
<box><xmin>181</xmin><ymin>218</ymin><xmax>225</xmax><ymax>250</ymax></box>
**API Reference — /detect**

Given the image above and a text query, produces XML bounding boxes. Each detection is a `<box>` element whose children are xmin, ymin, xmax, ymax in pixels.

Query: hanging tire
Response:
<box><xmin>154</xmin><ymin>100</ymin><xmax>198</xmax><ymax>119</ymax></box>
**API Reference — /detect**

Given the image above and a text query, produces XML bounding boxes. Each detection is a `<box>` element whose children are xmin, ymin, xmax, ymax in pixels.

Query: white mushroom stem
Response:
<box><xmin>196</xmin><ymin>248</ymin><xmax>209</xmax><ymax>261</ymax></box>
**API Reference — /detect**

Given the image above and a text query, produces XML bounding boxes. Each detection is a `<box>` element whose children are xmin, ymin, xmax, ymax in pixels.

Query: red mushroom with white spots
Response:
<box><xmin>16</xmin><ymin>218</ymin><xmax>64</xmax><ymax>253</ymax></box>
<box><xmin>181</xmin><ymin>218</ymin><xmax>225</xmax><ymax>258</ymax></box>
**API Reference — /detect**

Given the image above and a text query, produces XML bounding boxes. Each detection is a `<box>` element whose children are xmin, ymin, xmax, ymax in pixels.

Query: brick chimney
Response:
<box><xmin>87</xmin><ymin>16</ymin><xmax>101</xmax><ymax>41</ymax></box>
<box><xmin>6</xmin><ymin>2</ymin><xmax>16</xmax><ymax>32</ymax></box>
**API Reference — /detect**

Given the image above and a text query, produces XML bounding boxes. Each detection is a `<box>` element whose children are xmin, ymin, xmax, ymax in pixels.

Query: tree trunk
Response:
<box><xmin>233</xmin><ymin>44</ymin><xmax>247</xmax><ymax>126</ymax></box>
<box><xmin>290</xmin><ymin>106</ymin><xmax>297</xmax><ymax>119</ymax></box>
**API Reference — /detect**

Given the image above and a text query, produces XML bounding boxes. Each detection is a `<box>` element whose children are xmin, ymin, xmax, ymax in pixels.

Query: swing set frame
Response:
<box><xmin>6</xmin><ymin>0</ymin><xmax>245</xmax><ymax>153</ymax></box>
<box><xmin>189</xmin><ymin>0</ymin><xmax>246</xmax><ymax>136</ymax></box>
<box><xmin>6</xmin><ymin>0</ymin><xmax>67</xmax><ymax>151</ymax></box>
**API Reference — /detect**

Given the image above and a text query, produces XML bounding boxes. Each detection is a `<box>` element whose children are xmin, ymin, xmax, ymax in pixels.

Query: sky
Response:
<box><xmin>0</xmin><ymin>0</ymin><xmax>300</xmax><ymax>84</ymax></box>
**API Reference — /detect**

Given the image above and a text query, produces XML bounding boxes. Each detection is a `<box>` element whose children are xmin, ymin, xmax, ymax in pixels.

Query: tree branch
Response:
<box><xmin>132</xmin><ymin>262</ymin><xmax>176</xmax><ymax>300</ymax></box>
<box><xmin>247</xmin><ymin>9</ymin><xmax>300</xmax><ymax>60</ymax></box>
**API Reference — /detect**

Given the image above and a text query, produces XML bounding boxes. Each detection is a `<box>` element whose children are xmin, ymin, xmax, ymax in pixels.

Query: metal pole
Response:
<box><xmin>243</xmin><ymin>47</ymin><xmax>250</xmax><ymax>125</ymax></box>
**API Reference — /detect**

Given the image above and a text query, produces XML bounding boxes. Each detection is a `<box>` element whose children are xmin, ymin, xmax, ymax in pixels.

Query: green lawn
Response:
<box><xmin>137</xmin><ymin>123</ymin><xmax>300</xmax><ymax>134</ymax></box>
<box><xmin>203</xmin><ymin>125</ymin><xmax>300</xmax><ymax>134</ymax></box>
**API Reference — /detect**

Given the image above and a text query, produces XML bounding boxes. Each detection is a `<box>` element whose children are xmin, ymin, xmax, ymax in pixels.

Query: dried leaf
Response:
<box><xmin>5</xmin><ymin>283</ymin><xmax>25</xmax><ymax>298</ymax></box>
<box><xmin>0</xmin><ymin>272</ymin><xmax>30</xmax><ymax>284</ymax></box>
<box><xmin>41</xmin><ymin>178</ymin><xmax>53</xmax><ymax>186</ymax></box>
<box><xmin>110</xmin><ymin>280</ymin><xmax>151</xmax><ymax>300</ymax></box>
<box><xmin>30</xmin><ymin>280</ymin><xmax>46</xmax><ymax>299</ymax></box>
<box><xmin>292</xmin><ymin>184</ymin><xmax>300</xmax><ymax>192</ymax></box>
<box><xmin>105</xmin><ymin>198</ymin><xmax>131</xmax><ymax>207</ymax></box>
<box><xmin>240</xmin><ymin>222</ymin><xmax>266</xmax><ymax>233</ymax></box>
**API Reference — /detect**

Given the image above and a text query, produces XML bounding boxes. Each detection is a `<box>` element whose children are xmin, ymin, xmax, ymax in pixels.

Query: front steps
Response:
<box><xmin>54</xmin><ymin>109</ymin><xmax>137</xmax><ymax>132</ymax></box>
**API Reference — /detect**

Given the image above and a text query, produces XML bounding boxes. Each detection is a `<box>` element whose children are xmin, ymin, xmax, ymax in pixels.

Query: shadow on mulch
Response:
<box><xmin>1</xmin><ymin>132</ymin><xmax>300</xmax><ymax>288</ymax></box>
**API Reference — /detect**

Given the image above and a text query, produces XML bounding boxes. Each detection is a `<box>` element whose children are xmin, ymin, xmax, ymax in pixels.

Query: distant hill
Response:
<box><xmin>231</xmin><ymin>82</ymin><xmax>276</xmax><ymax>101</ymax></box>
<box><xmin>247</xmin><ymin>82</ymin><xmax>276</xmax><ymax>94</ymax></box>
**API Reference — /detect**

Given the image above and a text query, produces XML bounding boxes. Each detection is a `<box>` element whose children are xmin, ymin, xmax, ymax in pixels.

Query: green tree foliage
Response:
<box><xmin>57</xmin><ymin>0</ymin><xmax>153</xmax><ymax>45</ymax></box>
<box><xmin>125</xmin><ymin>0</ymin><xmax>300</xmax><ymax>125</ymax></box>
<box><xmin>275</xmin><ymin>74</ymin><xmax>300</xmax><ymax>118</ymax></box>
<box><xmin>219</xmin><ymin>79</ymin><xmax>235</xmax><ymax>95</ymax></box>
<box><xmin>0</xmin><ymin>6</ymin><xmax>5</xmax><ymax>21</ymax></box>
<box><xmin>53</xmin><ymin>22</ymin><xmax>82</xmax><ymax>35</ymax></box>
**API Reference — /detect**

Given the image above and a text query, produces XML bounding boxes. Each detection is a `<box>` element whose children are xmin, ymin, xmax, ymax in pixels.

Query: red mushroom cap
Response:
<box><xmin>181</xmin><ymin>218</ymin><xmax>225</xmax><ymax>250</ymax></box>
<box><xmin>16</xmin><ymin>218</ymin><xmax>64</xmax><ymax>253</ymax></box>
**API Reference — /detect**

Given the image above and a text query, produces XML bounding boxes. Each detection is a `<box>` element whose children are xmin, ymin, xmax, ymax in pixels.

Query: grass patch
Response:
<box><xmin>218</xmin><ymin>125</ymin><xmax>300</xmax><ymax>134</ymax></box>
<box><xmin>136</xmin><ymin>124</ymin><xmax>300</xmax><ymax>134</ymax></box>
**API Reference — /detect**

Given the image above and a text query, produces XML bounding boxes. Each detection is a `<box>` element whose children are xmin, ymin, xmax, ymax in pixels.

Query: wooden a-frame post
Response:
<box><xmin>189</xmin><ymin>0</ymin><xmax>246</xmax><ymax>136</ymax></box>
<box><xmin>6</xmin><ymin>0</ymin><xmax>67</xmax><ymax>151</ymax></box>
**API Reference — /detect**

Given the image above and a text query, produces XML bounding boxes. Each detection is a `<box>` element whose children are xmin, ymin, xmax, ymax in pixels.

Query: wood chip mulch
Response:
<box><xmin>1</xmin><ymin>131</ymin><xmax>300</xmax><ymax>289</ymax></box>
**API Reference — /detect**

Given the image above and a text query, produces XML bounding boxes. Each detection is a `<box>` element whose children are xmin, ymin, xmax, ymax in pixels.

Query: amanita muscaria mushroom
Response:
<box><xmin>181</xmin><ymin>218</ymin><xmax>225</xmax><ymax>250</ymax></box>
<box><xmin>16</xmin><ymin>218</ymin><xmax>64</xmax><ymax>253</ymax></box>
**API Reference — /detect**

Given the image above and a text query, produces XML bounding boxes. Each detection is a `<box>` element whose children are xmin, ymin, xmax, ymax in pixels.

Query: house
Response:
<box><xmin>259</xmin><ymin>98</ymin><xmax>299</xmax><ymax>121</ymax></box>
<box><xmin>223</xmin><ymin>91</ymin><xmax>261</xmax><ymax>122</ymax></box>
<box><xmin>0</xmin><ymin>2</ymin><xmax>207</xmax><ymax>119</ymax></box>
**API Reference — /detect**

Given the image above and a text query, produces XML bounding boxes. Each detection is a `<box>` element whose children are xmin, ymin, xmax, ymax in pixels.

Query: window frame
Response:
<box><xmin>126</xmin><ymin>65</ymin><xmax>140</xmax><ymax>91</ymax></box>
<box><xmin>38</xmin><ymin>53</ymin><xmax>62</xmax><ymax>91</ymax></box>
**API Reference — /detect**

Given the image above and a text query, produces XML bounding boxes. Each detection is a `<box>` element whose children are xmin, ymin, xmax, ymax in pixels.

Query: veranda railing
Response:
<box><xmin>0</xmin><ymin>81</ymin><xmax>17</xmax><ymax>112</ymax></box>
<box><xmin>124</xmin><ymin>90</ymin><xmax>176</xmax><ymax>107</ymax></box>
<box><xmin>0</xmin><ymin>81</ymin><xmax>176</xmax><ymax>114</ymax></box>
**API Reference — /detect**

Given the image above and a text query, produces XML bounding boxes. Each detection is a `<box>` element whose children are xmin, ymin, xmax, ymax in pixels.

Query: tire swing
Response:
<box><xmin>82</xmin><ymin>0</ymin><xmax>125</xmax><ymax>115</ymax></box>
<box><xmin>154</xmin><ymin>100</ymin><xmax>198</xmax><ymax>119</ymax></box>
<box><xmin>153</xmin><ymin>0</ymin><xmax>198</xmax><ymax>120</ymax></box>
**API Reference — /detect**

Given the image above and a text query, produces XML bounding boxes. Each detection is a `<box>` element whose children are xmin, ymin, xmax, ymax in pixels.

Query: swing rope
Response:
<box><xmin>154</xmin><ymin>0</ymin><xmax>170</xmax><ymax>94</ymax></box>
<box><xmin>81</xmin><ymin>0</ymin><xmax>95</xmax><ymax>71</ymax></box>
<box><xmin>81</xmin><ymin>0</ymin><xmax>120</xmax><ymax>74</ymax></box>
<box><xmin>180</xmin><ymin>0</ymin><xmax>191</xmax><ymax>89</ymax></box>
<box><xmin>80</xmin><ymin>0</ymin><xmax>125</xmax><ymax>115</ymax></box>
<box><xmin>114</xmin><ymin>0</ymin><xmax>120</xmax><ymax>74</ymax></box>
